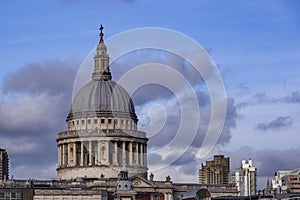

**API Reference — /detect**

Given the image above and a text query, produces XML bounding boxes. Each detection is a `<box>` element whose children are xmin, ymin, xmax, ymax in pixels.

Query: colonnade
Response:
<box><xmin>58</xmin><ymin>140</ymin><xmax>147</xmax><ymax>168</ymax></box>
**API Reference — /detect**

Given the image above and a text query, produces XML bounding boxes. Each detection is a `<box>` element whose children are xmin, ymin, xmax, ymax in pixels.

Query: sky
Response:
<box><xmin>0</xmin><ymin>0</ymin><xmax>300</xmax><ymax>191</ymax></box>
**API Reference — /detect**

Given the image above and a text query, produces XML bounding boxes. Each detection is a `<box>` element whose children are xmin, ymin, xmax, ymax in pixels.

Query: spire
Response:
<box><xmin>266</xmin><ymin>178</ymin><xmax>271</xmax><ymax>194</ymax></box>
<box><xmin>92</xmin><ymin>25</ymin><xmax>112</xmax><ymax>80</ymax></box>
<box><xmin>99</xmin><ymin>24</ymin><xmax>104</xmax><ymax>43</ymax></box>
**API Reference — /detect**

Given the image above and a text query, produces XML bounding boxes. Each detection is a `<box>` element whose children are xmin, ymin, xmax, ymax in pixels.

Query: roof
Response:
<box><xmin>68</xmin><ymin>79</ymin><xmax>137</xmax><ymax>120</ymax></box>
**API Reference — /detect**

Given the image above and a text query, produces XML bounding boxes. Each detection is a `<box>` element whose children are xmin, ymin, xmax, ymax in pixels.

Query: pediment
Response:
<box><xmin>130</xmin><ymin>176</ymin><xmax>155</xmax><ymax>188</ymax></box>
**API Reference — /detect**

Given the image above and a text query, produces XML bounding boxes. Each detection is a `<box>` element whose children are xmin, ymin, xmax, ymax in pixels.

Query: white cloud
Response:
<box><xmin>12</xmin><ymin>163</ymin><xmax>57</xmax><ymax>180</ymax></box>
<box><xmin>0</xmin><ymin>137</ymin><xmax>39</xmax><ymax>155</ymax></box>
<box><xmin>0</xmin><ymin>93</ymin><xmax>64</xmax><ymax>133</ymax></box>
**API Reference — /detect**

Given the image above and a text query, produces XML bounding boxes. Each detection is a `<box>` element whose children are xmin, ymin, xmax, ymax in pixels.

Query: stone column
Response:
<box><xmin>129</xmin><ymin>142</ymin><xmax>133</xmax><ymax>165</ymax></box>
<box><xmin>89</xmin><ymin>141</ymin><xmax>92</xmax><ymax>166</ymax></box>
<box><xmin>59</xmin><ymin>145</ymin><xmax>62</xmax><ymax>167</ymax></box>
<box><xmin>122</xmin><ymin>141</ymin><xmax>126</xmax><ymax>165</ymax></box>
<box><xmin>62</xmin><ymin>144</ymin><xmax>65</xmax><ymax>166</ymax></box>
<box><xmin>80</xmin><ymin>142</ymin><xmax>84</xmax><ymax>166</ymax></box>
<box><xmin>67</xmin><ymin>143</ymin><xmax>71</xmax><ymax>166</ymax></box>
<box><xmin>114</xmin><ymin>141</ymin><xmax>118</xmax><ymax>165</ymax></box>
<box><xmin>73</xmin><ymin>143</ymin><xmax>77</xmax><ymax>166</ymax></box>
<box><xmin>106</xmin><ymin>141</ymin><xmax>110</xmax><ymax>164</ymax></box>
<box><xmin>61</xmin><ymin>145</ymin><xmax>64</xmax><ymax>166</ymax></box>
<box><xmin>58</xmin><ymin>145</ymin><xmax>61</xmax><ymax>167</ymax></box>
<box><xmin>98</xmin><ymin>141</ymin><xmax>101</xmax><ymax>165</ymax></box>
<box><xmin>64</xmin><ymin>144</ymin><xmax>67</xmax><ymax>166</ymax></box>
<box><xmin>140</xmin><ymin>143</ymin><xmax>143</xmax><ymax>166</ymax></box>
<box><xmin>136</xmin><ymin>143</ymin><xmax>139</xmax><ymax>165</ymax></box>
<box><xmin>144</xmin><ymin>144</ymin><xmax>147</xmax><ymax>167</ymax></box>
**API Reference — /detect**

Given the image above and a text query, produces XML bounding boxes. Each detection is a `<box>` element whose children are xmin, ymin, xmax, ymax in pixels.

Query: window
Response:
<box><xmin>94</xmin><ymin>119</ymin><xmax>98</xmax><ymax>124</ymax></box>
<box><xmin>108</xmin><ymin>119</ymin><xmax>112</xmax><ymax>124</ymax></box>
<box><xmin>77</xmin><ymin>120</ymin><xmax>79</xmax><ymax>125</ymax></box>
<box><xmin>101</xmin><ymin>119</ymin><xmax>105</xmax><ymax>124</ymax></box>
<box><xmin>0</xmin><ymin>192</ymin><xmax>21</xmax><ymax>200</ymax></box>
<box><xmin>72</xmin><ymin>121</ymin><xmax>75</xmax><ymax>125</ymax></box>
<box><xmin>87</xmin><ymin>119</ymin><xmax>91</xmax><ymax>124</ymax></box>
<box><xmin>82</xmin><ymin>120</ymin><xmax>85</xmax><ymax>124</ymax></box>
<box><xmin>121</xmin><ymin>120</ymin><xmax>124</xmax><ymax>124</ymax></box>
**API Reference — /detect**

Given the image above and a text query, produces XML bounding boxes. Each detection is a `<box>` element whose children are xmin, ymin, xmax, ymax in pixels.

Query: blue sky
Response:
<box><xmin>0</xmin><ymin>0</ymin><xmax>300</xmax><ymax>190</ymax></box>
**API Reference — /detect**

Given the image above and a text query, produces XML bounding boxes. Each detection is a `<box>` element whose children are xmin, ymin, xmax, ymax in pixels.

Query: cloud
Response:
<box><xmin>124</xmin><ymin>49</ymin><xmax>239</xmax><ymax>152</ymax></box>
<box><xmin>253</xmin><ymin>92</ymin><xmax>268</xmax><ymax>103</ymax></box>
<box><xmin>218</xmin><ymin>98</ymin><xmax>238</xmax><ymax>144</ymax></box>
<box><xmin>0</xmin><ymin>93</ymin><xmax>65</xmax><ymax>135</ymax></box>
<box><xmin>228</xmin><ymin>146</ymin><xmax>300</xmax><ymax>177</ymax></box>
<box><xmin>237</xmin><ymin>83</ymin><xmax>250</xmax><ymax>96</ymax></box>
<box><xmin>148</xmin><ymin>146</ymin><xmax>202</xmax><ymax>179</ymax></box>
<box><xmin>148</xmin><ymin>163</ymin><xmax>198</xmax><ymax>183</ymax></box>
<box><xmin>0</xmin><ymin>59</ymin><xmax>78</xmax><ymax>179</ymax></box>
<box><xmin>12</xmin><ymin>163</ymin><xmax>57</xmax><ymax>180</ymax></box>
<box><xmin>168</xmin><ymin>149</ymin><xmax>196</xmax><ymax>167</ymax></box>
<box><xmin>132</xmin><ymin>84</ymin><xmax>174</xmax><ymax>106</ymax></box>
<box><xmin>139</xmin><ymin>96</ymin><xmax>237</xmax><ymax>175</ymax></box>
<box><xmin>138</xmin><ymin>95</ymin><xmax>238</xmax><ymax>150</ymax></box>
<box><xmin>111</xmin><ymin>49</ymin><xmax>206</xmax><ymax>106</ymax></box>
<box><xmin>252</xmin><ymin>90</ymin><xmax>300</xmax><ymax>104</ymax></box>
<box><xmin>3</xmin><ymin>60</ymin><xmax>77</xmax><ymax>96</ymax></box>
<box><xmin>120</xmin><ymin>50</ymin><xmax>239</xmax><ymax>173</ymax></box>
<box><xmin>236</xmin><ymin>101</ymin><xmax>248</xmax><ymax>109</ymax></box>
<box><xmin>283</xmin><ymin>90</ymin><xmax>300</xmax><ymax>103</ymax></box>
<box><xmin>256</xmin><ymin>116</ymin><xmax>293</xmax><ymax>131</ymax></box>
<box><xmin>148</xmin><ymin>153</ymin><xmax>163</xmax><ymax>166</ymax></box>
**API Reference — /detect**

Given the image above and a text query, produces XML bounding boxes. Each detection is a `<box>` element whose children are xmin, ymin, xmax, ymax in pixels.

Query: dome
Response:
<box><xmin>57</xmin><ymin>25</ymin><xmax>147</xmax><ymax>181</ymax></box>
<box><xmin>68</xmin><ymin>79</ymin><xmax>137</xmax><ymax>120</ymax></box>
<box><xmin>97</xmin><ymin>42</ymin><xmax>107</xmax><ymax>51</ymax></box>
<box><xmin>67</xmin><ymin>25</ymin><xmax>137</xmax><ymax>121</ymax></box>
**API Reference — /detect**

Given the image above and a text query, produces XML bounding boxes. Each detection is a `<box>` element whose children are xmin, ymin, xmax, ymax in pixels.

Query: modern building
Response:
<box><xmin>0</xmin><ymin>26</ymin><xmax>239</xmax><ymax>200</ymax></box>
<box><xmin>230</xmin><ymin>169</ymin><xmax>243</xmax><ymax>195</ymax></box>
<box><xmin>272</xmin><ymin>168</ymin><xmax>300</xmax><ymax>194</ymax></box>
<box><xmin>0</xmin><ymin>149</ymin><xmax>9</xmax><ymax>181</ymax></box>
<box><xmin>199</xmin><ymin>155</ymin><xmax>230</xmax><ymax>185</ymax></box>
<box><xmin>272</xmin><ymin>170</ymin><xmax>292</xmax><ymax>194</ymax></box>
<box><xmin>230</xmin><ymin>159</ymin><xmax>257</xmax><ymax>196</ymax></box>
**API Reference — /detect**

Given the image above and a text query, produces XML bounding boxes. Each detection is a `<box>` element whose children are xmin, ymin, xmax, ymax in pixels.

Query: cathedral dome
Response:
<box><xmin>67</xmin><ymin>24</ymin><xmax>137</xmax><ymax>121</ymax></box>
<box><xmin>57</xmin><ymin>25</ymin><xmax>147</xmax><ymax>181</ymax></box>
<box><xmin>68</xmin><ymin>79</ymin><xmax>137</xmax><ymax>120</ymax></box>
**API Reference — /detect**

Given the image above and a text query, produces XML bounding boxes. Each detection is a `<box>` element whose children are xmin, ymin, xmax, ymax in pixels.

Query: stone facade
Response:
<box><xmin>57</xmin><ymin>130</ymin><xmax>148</xmax><ymax>180</ymax></box>
<box><xmin>0</xmin><ymin>175</ymin><xmax>238</xmax><ymax>200</ymax></box>
<box><xmin>57</xmin><ymin>26</ymin><xmax>148</xmax><ymax>180</ymax></box>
